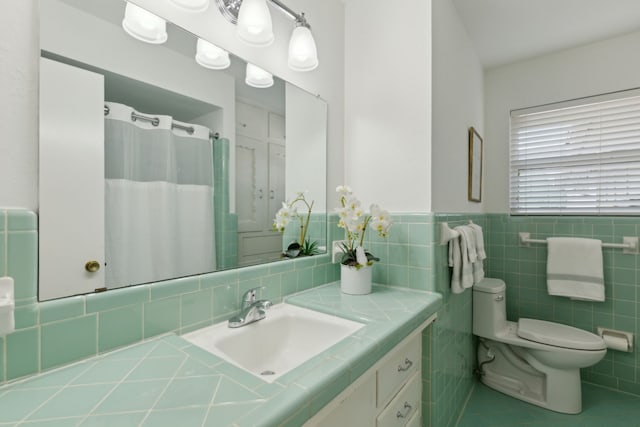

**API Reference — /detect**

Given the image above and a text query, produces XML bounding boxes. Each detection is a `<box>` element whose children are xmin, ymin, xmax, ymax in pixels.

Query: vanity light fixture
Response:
<box><xmin>288</xmin><ymin>15</ymin><xmax>318</xmax><ymax>71</ymax></box>
<box><xmin>122</xmin><ymin>2</ymin><xmax>168</xmax><ymax>44</ymax></box>
<box><xmin>236</xmin><ymin>0</ymin><xmax>274</xmax><ymax>47</ymax></box>
<box><xmin>216</xmin><ymin>0</ymin><xmax>319</xmax><ymax>71</ymax></box>
<box><xmin>169</xmin><ymin>0</ymin><xmax>211</xmax><ymax>13</ymax></box>
<box><xmin>245</xmin><ymin>63</ymin><xmax>274</xmax><ymax>88</ymax></box>
<box><xmin>195</xmin><ymin>38</ymin><xmax>231</xmax><ymax>69</ymax></box>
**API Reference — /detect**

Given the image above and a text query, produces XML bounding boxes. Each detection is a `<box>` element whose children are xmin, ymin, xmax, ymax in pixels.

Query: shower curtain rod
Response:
<box><xmin>104</xmin><ymin>105</ymin><xmax>220</xmax><ymax>140</ymax></box>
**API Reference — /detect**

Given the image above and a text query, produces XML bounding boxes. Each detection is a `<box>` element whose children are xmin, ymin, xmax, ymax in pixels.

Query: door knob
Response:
<box><xmin>85</xmin><ymin>260</ymin><xmax>100</xmax><ymax>273</ymax></box>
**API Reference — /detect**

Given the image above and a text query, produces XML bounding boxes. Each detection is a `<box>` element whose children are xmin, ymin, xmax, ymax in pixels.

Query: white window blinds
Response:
<box><xmin>510</xmin><ymin>89</ymin><xmax>640</xmax><ymax>215</ymax></box>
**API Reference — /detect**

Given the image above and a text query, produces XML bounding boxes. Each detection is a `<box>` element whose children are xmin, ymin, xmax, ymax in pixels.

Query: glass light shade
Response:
<box><xmin>169</xmin><ymin>0</ymin><xmax>210</xmax><ymax>12</ymax></box>
<box><xmin>195</xmin><ymin>39</ymin><xmax>230</xmax><ymax>70</ymax></box>
<box><xmin>122</xmin><ymin>3</ymin><xmax>167</xmax><ymax>44</ymax></box>
<box><xmin>288</xmin><ymin>25</ymin><xmax>318</xmax><ymax>71</ymax></box>
<box><xmin>245</xmin><ymin>63</ymin><xmax>274</xmax><ymax>88</ymax></box>
<box><xmin>236</xmin><ymin>0</ymin><xmax>274</xmax><ymax>47</ymax></box>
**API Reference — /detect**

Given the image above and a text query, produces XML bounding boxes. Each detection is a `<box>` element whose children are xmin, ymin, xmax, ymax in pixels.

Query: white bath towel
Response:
<box><xmin>457</xmin><ymin>226</ymin><xmax>476</xmax><ymax>289</ymax></box>
<box><xmin>546</xmin><ymin>237</ymin><xmax>605</xmax><ymax>301</ymax></box>
<box><xmin>448</xmin><ymin>235</ymin><xmax>463</xmax><ymax>294</ymax></box>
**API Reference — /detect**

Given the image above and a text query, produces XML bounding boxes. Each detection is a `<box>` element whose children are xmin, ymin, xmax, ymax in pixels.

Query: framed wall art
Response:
<box><xmin>468</xmin><ymin>127</ymin><xmax>483</xmax><ymax>202</ymax></box>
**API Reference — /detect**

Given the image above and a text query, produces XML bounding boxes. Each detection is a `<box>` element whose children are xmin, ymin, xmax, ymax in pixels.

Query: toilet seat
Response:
<box><xmin>517</xmin><ymin>318</ymin><xmax>605</xmax><ymax>351</ymax></box>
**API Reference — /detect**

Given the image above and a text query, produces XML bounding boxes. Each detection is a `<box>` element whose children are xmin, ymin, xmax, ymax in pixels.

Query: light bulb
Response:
<box><xmin>237</xmin><ymin>0</ymin><xmax>274</xmax><ymax>47</ymax></box>
<box><xmin>288</xmin><ymin>25</ymin><xmax>318</xmax><ymax>71</ymax></box>
<box><xmin>122</xmin><ymin>2</ymin><xmax>167</xmax><ymax>44</ymax></box>
<box><xmin>245</xmin><ymin>63</ymin><xmax>274</xmax><ymax>88</ymax></box>
<box><xmin>195</xmin><ymin>39</ymin><xmax>230</xmax><ymax>70</ymax></box>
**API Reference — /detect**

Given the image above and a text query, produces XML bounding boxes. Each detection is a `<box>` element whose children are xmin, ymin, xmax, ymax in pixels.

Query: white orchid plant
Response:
<box><xmin>273</xmin><ymin>191</ymin><xmax>320</xmax><ymax>257</ymax></box>
<box><xmin>336</xmin><ymin>186</ymin><xmax>392</xmax><ymax>269</ymax></box>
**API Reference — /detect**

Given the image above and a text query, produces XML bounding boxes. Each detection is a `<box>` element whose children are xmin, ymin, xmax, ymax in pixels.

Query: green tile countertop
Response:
<box><xmin>0</xmin><ymin>283</ymin><xmax>441</xmax><ymax>427</ymax></box>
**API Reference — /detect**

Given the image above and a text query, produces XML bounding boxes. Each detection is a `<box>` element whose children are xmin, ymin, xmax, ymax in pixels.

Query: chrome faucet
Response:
<box><xmin>228</xmin><ymin>287</ymin><xmax>272</xmax><ymax>328</ymax></box>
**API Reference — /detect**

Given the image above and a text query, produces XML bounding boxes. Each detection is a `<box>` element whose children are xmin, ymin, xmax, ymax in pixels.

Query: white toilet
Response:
<box><xmin>473</xmin><ymin>278</ymin><xmax>606</xmax><ymax>414</ymax></box>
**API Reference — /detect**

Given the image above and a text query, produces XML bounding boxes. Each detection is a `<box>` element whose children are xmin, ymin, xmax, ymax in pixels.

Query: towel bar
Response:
<box><xmin>439</xmin><ymin>222</ymin><xmax>459</xmax><ymax>245</ymax></box>
<box><xmin>519</xmin><ymin>232</ymin><xmax>639</xmax><ymax>254</ymax></box>
<box><xmin>439</xmin><ymin>221</ymin><xmax>477</xmax><ymax>245</ymax></box>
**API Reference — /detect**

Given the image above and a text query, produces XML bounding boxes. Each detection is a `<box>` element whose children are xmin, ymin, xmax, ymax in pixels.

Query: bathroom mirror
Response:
<box><xmin>38</xmin><ymin>0</ymin><xmax>327</xmax><ymax>300</ymax></box>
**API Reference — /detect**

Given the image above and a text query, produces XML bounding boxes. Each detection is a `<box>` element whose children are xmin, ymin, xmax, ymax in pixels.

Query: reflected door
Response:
<box><xmin>39</xmin><ymin>58</ymin><xmax>105</xmax><ymax>300</ymax></box>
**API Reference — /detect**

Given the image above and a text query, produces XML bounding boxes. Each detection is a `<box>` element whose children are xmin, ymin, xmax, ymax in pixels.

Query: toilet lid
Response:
<box><xmin>517</xmin><ymin>318</ymin><xmax>606</xmax><ymax>351</ymax></box>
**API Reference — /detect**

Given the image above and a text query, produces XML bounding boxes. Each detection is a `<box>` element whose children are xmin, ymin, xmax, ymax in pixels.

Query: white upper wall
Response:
<box><xmin>0</xmin><ymin>3</ymin><xmax>39</xmax><ymax>210</ymax></box>
<box><xmin>484</xmin><ymin>30</ymin><xmax>640</xmax><ymax>213</ymax></box>
<box><xmin>0</xmin><ymin>0</ymin><xmax>344</xmax><ymax>211</ymax></box>
<box><xmin>344</xmin><ymin>0</ymin><xmax>432</xmax><ymax>212</ymax></box>
<box><xmin>431</xmin><ymin>0</ymin><xmax>484</xmax><ymax>213</ymax></box>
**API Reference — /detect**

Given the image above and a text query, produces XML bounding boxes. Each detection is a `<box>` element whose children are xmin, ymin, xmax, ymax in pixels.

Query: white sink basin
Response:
<box><xmin>182</xmin><ymin>303</ymin><xmax>364</xmax><ymax>382</ymax></box>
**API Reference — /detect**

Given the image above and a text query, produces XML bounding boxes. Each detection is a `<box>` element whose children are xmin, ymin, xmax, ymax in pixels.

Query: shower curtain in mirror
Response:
<box><xmin>104</xmin><ymin>102</ymin><xmax>216</xmax><ymax>288</ymax></box>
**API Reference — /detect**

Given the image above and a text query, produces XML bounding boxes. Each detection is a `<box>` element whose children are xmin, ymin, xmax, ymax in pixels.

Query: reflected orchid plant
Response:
<box><xmin>273</xmin><ymin>191</ymin><xmax>320</xmax><ymax>257</ymax></box>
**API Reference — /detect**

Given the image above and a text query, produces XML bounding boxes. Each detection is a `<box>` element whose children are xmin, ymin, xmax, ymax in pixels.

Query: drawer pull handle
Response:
<box><xmin>397</xmin><ymin>358</ymin><xmax>413</xmax><ymax>372</ymax></box>
<box><xmin>396</xmin><ymin>402</ymin><xmax>412</xmax><ymax>419</ymax></box>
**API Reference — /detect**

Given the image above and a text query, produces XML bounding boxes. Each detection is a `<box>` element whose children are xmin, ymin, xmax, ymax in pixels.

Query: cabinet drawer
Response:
<box><xmin>376</xmin><ymin>372</ymin><xmax>421</xmax><ymax>427</ymax></box>
<box><xmin>377</xmin><ymin>335</ymin><xmax>420</xmax><ymax>407</ymax></box>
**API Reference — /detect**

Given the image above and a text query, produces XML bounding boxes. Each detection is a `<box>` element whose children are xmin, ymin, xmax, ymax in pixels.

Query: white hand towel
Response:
<box><xmin>468</xmin><ymin>223</ymin><xmax>486</xmax><ymax>283</ymax></box>
<box><xmin>456</xmin><ymin>226</ymin><xmax>475</xmax><ymax>289</ymax></box>
<box><xmin>546</xmin><ymin>237</ymin><xmax>605</xmax><ymax>301</ymax></box>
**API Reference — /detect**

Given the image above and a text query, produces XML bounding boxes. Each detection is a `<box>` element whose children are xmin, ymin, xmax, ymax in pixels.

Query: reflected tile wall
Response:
<box><xmin>281</xmin><ymin>212</ymin><xmax>328</xmax><ymax>255</ymax></box>
<box><xmin>213</xmin><ymin>139</ymin><xmax>238</xmax><ymax>270</ymax></box>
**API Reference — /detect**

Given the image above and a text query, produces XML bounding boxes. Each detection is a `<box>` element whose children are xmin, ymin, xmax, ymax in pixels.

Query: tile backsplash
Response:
<box><xmin>0</xmin><ymin>208</ymin><xmax>476</xmax><ymax>427</ymax></box>
<box><xmin>0</xmin><ymin>208</ymin><xmax>340</xmax><ymax>383</ymax></box>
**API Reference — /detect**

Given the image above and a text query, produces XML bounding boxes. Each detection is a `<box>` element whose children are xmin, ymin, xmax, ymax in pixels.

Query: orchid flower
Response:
<box><xmin>335</xmin><ymin>186</ymin><xmax>392</xmax><ymax>268</ymax></box>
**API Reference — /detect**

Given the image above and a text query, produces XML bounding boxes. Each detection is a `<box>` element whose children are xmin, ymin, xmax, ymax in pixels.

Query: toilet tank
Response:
<box><xmin>473</xmin><ymin>278</ymin><xmax>507</xmax><ymax>338</ymax></box>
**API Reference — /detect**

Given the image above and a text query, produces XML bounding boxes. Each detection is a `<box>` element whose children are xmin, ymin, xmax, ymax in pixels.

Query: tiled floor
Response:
<box><xmin>456</xmin><ymin>381</ymin><xmax>640</xmax><ymax>427</ymax></box>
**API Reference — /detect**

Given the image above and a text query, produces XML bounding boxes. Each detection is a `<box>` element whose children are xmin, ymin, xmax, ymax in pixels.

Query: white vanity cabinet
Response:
<box><xmin>305</xmin><ymin>319</ymin><xmax>433</xmax><ymax>427</ymax></box>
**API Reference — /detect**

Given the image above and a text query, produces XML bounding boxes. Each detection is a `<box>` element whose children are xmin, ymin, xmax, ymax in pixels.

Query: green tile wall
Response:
<box><xmin>484</xmin><ymin>214</ymin><xmax>640</xmax><ymax>396</ymax></box>
<box><xmin>428</xmin><ymin>213</ymin><xmax>640</xmax><ymax>424</ymax></box>
<box><xmin>360</xmin><ymin>213</ymin><xmax>436</xmax><ymax>291</ymax></box>
<box><xmin>0</xmin><ymin>208</ymin><xmax>339</xmax><ymax>385</ymax></box>
<box><xmin>429</xmin><ymin>214</ymin><xmax>485</xmax><ymax>427</ymax></box>
<box><xmin>358</xmin><ymin>212</ymin><xmax>472</xmax><ymax>427</ymax></box>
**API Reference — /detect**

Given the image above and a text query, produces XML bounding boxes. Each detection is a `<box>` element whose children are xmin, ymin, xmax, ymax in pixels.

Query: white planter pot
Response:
<box><xmin>340</xmin><ymin>264</ymin><xmax>372</xmax><ymax>295</ymax></box>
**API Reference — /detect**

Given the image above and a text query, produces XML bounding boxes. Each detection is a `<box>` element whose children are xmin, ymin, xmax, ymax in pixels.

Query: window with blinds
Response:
<box><xmin>510</xmin><ymin>89</ymin><xmax>640</xmax><ymax>215</ymax></box>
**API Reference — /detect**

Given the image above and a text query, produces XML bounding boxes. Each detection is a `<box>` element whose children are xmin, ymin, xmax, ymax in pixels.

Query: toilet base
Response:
<box><xmin>478</xmin><ymin>339</ymin><xmax>582</xmax><ymax>414</ymax></box>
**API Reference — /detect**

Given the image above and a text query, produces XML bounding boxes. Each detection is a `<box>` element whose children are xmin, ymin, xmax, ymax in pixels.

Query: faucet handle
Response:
<box><xmin>241</xmin><ymin>286</ymin><xmax>265</xmax><ymax>307</ymax></box>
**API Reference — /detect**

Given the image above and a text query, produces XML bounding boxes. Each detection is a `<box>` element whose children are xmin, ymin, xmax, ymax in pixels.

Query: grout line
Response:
<box><xmin>201</xmin><ymin>375</ymin><xmax>223</xmax><ymax>427</ymax></box>
<box><xmin>137</xmin><ymin>354</ymin><xmax>190</xmax><ymax>426</ymax></box>
<box><xmin>75</xmin><ymin>340</ymin><xmax>162</xmax><ymax>425</ymax></box>
<box><xmin>15</xmin><ymin>359</ymin><xmax>98</xmax><ymax>424</ymax></box>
